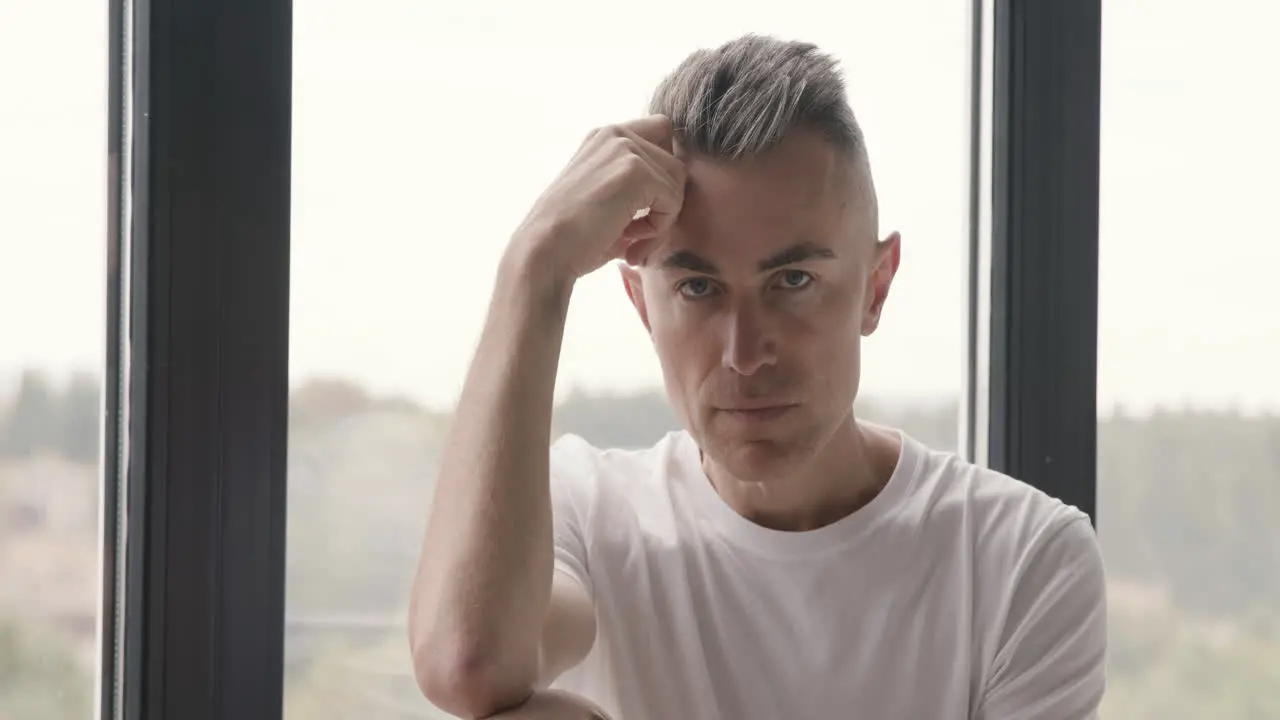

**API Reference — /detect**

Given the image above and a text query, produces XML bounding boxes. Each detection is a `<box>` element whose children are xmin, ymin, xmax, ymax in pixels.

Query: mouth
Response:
<box><xmin>717</xmin><ymin>403</ymin><xmax>798</xmax><ymax>422</ymax></box>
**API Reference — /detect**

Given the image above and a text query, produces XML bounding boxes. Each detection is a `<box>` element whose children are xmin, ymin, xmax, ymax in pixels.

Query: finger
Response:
<box><xmin>622</xmin><ymin>236</ymin><xmax>658</xmax><ymax>266</ymax></box>
<box><xmin>609</xmin><ymin>150</ymin><xmax>682</xmax><ymax>242</ymax></box>
<box><xmin>621</xmin><ymin>113</ymin><xmax>675</xmax><ymax>152</ymax></box>
<box><xmin>617</xmin><ymin>125</ymin><xmax>686</xmax><ymax>191</ymax></box>
<box><xmin>617</xmin><ymin>147</ymin><xmax>683</xmax><ymax>229</ymax></box>
<box><xmin>620</xmin><ymin>214</ymin><xmax>661</xmax><ymax>242</ymax></box>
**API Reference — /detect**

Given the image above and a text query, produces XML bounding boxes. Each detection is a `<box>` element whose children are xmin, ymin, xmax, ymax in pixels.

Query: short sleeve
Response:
<box><xmin>976</xmin><ymin>515</ymin><xmax>1108</xmax><ymax>720</ymax></box>
<box><xmin>549</xmin><ymin>434</ymin><xmax>598</xmax><ymax>600</ymax></box>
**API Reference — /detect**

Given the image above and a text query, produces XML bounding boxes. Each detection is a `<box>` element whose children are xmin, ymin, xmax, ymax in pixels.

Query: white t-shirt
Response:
<box><xmin>547</xmin><ymin>426</ymin><xmax>1106</xmax><ymax>720</ymax></box>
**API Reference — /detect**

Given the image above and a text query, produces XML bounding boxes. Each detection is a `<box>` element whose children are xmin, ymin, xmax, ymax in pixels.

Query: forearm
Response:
<box><xmin>410</xmin><ymin>241</ymin><xmax>575</xmax><ymax>709</ymax></box>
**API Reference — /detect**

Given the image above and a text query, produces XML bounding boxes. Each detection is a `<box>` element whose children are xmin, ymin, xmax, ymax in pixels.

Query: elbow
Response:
<box><xmin>411</xmin><ymin>634</ymin><xmax>534</xmax><ymax>719</ymax></box>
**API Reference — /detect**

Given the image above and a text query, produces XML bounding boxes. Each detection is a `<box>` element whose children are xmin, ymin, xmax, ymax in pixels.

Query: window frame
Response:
<box><xmin>108</xmin><ymin>0</ymin><xmax>293</xmax><ymax>717</ymax></box>
<box><xmin>103</xmin><ymin>0</ymin><xmax>1101</xmax><ymax>715</ymax></box>
<box><xmin>982</xmin><ymin>0</ymin><xmax>1102</xmax><ymax>522</ymax></box>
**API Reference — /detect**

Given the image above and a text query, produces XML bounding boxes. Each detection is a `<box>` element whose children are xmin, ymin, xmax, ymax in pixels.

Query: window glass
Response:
<box><xmin>287</xmin><ymin>3</ymin><xmax>970</xmax><ymax>716</ymax></box>
<box><xmin>0</xmin><ymin>3</ymin><xmax>108</xmax><ymax>717</ymax></box>
<box><xmin>1097</xmin><ymin>1</ymin><xmax>1280</xmax><ymax>716</ymax></box>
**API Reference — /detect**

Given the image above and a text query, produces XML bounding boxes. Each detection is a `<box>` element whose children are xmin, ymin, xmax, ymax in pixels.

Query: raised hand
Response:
<box><xmin>510</xmin><ymin>114</ymin><xmax>687</xmax><ymax>283</ymax></box>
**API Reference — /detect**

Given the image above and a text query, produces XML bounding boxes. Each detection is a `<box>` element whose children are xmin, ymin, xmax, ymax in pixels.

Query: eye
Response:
<box><xmin>775</xmin><ymin>269</ymin><xmax>814</xmax><ymax>290</ymax></box>
<box><xmin>677</xmin><ymin>277</ymin><xmax>717</xmax><ymax>299</ymax></box>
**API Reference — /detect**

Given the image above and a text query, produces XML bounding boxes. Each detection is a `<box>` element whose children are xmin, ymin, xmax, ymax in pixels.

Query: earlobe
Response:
<box><xmin>618</xmin><ymin>264</ymin><xmax>652</xmax><ymax>333</ymax></box>
<box><xmin>861</xmin><ymin>303</ymin><xmax>883</xmax><ymax>336</ymax></box>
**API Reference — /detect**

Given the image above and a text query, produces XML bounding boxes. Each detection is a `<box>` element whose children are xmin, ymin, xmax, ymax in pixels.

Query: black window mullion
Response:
<box><xmin>120</xmin><ymin>0</ymin><xmax>292</xmax><ymax>718</ymax></box>
<box><xmin>988</xmin><ymin>0</ymin><xmax>1101</xmax><ymax>521</ymax></box>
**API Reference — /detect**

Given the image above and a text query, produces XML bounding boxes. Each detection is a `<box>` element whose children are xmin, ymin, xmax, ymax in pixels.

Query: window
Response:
<box><xmin>285</xmin><ymin>1</ymin><xmax>972</xmax><ymax>716</ymax></box>
<box><xmin>1097</xmin><ymin>1</ymin><xmax>1280</xmax><ymax>716</ymax></box>
<box><xmin>0</xmin><ymin>3</ymin><xmax>107</xmax><ymax>717</ymax></box>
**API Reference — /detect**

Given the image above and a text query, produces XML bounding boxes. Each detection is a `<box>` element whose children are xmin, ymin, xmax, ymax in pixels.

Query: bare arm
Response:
<box><xmin>408</xmin><ymin>247</ymin><xmax>591</xmax><ymax>718</ymax></box>
<box><xmin>407</xmin><ymin>116</ymin><xmax>686</xmax><ymax>720</ymax></box>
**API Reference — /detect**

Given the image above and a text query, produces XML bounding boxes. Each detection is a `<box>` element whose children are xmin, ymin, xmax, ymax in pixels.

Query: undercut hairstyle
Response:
<box><xmin>648</xmin><ymin>34</ymin><xmax>868</xmax><ymax>164</ymax></box>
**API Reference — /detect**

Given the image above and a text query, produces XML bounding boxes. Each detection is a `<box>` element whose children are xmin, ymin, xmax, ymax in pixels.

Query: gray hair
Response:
<box><xmin>648</xmin><ymin>34</ymin><xmax>866</xmax><ymax>163</ymax></box>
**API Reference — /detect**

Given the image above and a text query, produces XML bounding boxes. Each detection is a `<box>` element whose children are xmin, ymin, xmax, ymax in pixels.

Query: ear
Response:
<box><xmin>619</xmin><ymin>262</ymin><xmax>652</xmax><ymax>333</ymax></box>
<box><xmin>862</xmin><ymin>231</ymin><xmax>902</xmax><ymax>336</ymax></box>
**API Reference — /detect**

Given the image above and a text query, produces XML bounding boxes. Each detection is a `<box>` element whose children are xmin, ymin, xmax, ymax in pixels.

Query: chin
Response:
<box><xmin>703</xmin><ymin>430</ymin><xmax>819</xmax><ymax>483</ymax></box>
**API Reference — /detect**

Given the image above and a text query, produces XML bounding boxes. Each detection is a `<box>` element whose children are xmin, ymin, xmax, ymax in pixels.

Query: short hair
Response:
<box><xmin>648</xmin><ymin>34</ymin><xmax>867</xmax><ymax>163</ymax></box>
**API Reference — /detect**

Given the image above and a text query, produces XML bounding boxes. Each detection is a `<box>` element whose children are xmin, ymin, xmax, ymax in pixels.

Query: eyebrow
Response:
<box><xmin>660</xmin><ymin>242</ymin><xmax>837</xmax><ymax>276</ymax></box>
<box><xmin>661</xmin><ymin>250</ymin><xmax>720</xmax><ymax>274</ymax></box>
<box><xmin>758</xmin><ymin>242</ymin><xmax>837</xmax><ymax>271</ymax></box>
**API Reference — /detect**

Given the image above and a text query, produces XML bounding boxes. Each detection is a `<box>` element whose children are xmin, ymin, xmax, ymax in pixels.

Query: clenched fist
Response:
<box><xmin>509</xmin><ymin>115</ymin><xmax>687</xmax><ymax>284</ymax></box>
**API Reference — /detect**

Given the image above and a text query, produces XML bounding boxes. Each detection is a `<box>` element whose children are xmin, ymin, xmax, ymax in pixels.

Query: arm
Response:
<box><xmin>407</xmin><ymin>116</ymin><xmax>685</xmax><ymax>720</ymax></box>
<box><xmin>408</xmin><ymin>251</ymin><xmax>595</xmax><ymax>719</ymax></box>
<box><xmin>975</xmin><ymin>516</ymin><xmax>1108</xmax><ymax>720</ymax></box>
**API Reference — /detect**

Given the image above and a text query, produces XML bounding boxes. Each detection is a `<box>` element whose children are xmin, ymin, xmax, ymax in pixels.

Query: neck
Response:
<box><xmin>702</xmin><ymin>416</ymin><xmax>895</xmax><ymax>532</ymax></box>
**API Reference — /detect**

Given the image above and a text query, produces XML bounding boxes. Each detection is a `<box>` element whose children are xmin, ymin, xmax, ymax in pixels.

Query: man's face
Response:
<box><xmin>622</xmin><ymin>129</ymin><xmax>900</xmax><ymax>481</ymax></box>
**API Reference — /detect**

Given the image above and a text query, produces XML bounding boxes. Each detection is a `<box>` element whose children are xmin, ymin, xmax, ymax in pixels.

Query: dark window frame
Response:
<box><xmin>103</xmin><ymin>0</ymin><xmax>1101</xmax><ymax>715</ymax></box>
<box><xmin>108</xmin><ymin>0</ymin><xmax>293</xmax><ymax>717</ymax></box>
<box><xmin>986</xmin><ymin>0</ymin><xmax>1102</xmax><ymax>522</ymax></box>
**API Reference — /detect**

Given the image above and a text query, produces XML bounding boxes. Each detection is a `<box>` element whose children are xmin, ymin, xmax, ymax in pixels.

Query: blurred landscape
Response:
<box><xmin>2</xmin><ymin>369</ymin><xmax>1278</xmax><ymax>718</ymax></box>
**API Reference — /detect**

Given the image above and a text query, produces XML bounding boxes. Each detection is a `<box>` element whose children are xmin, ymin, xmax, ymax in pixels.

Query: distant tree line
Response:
<box><xmin>5</xmin><ymin>369</ymin><xmax>1279</xmax><ymax>628</ymax></box>
<box><xmin>0</xmin><ymin>370</ymin><xmax>99</xmax><ymax>463</ymax></box>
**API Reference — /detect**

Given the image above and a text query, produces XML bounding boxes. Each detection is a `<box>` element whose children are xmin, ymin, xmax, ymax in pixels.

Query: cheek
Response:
<box><xmin>778</xmin><ymin>291</ymin><xmax>864</xmax><ymax>387</ymax></box>
<box><xmin>780</xmin><ymin>285</ymin><xmax>863</xmax><ymax>341</ymax></box>
<box><xmin>646</xmin><ymin>292</ymin><xmax>712</xmax><ymax>366</ymax></box>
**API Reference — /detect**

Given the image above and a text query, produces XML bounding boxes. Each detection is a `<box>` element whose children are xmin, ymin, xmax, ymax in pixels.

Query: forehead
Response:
<box><xmin>668</xmin><ymin>130</ymin><xmax>869</xmax><ymax>263</ymax></box>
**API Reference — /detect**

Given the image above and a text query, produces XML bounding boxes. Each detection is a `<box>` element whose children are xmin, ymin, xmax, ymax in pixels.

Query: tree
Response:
<box><xmin>1</xmin><ymin>370</ymin><xmax>58</xmax><ymax>458</ymax></box>
<box><xmin>57</xmin><ymin>372</ymin><xmax>101</xmax><ymax>464</ymax></box>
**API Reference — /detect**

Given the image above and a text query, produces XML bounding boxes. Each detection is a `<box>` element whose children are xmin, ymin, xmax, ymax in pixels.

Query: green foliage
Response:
<box><xmin>0</xmin><ymin>369</ymin><xmax>100</xmax><ymax>461</ymax></box>
<box><xmin>0</xmin><ymin>615</ymin><xmax>94</xmax><ymax>720</ymax></box>
<box><xmin>1098</xmin><ymin>410</ymin><xmax>1280</xmax><ymax>619</ymax></box>
<box><xmin>1</xmin><ymin>370</ymin><xmax>59</xmax><ymax>458</ymax></box>
<box><xmin>57</xmin><ymin>372</ymin><xmax>101</xmax><ymax>464</ymax></box>
<box><xmin>1103</xmin><ymin>606</ymin><xmax>1280</xmax><ymax>719</ymax></box>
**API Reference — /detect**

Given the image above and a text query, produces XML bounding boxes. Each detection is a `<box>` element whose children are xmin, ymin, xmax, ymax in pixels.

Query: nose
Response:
<box><xmin>721</xmin><ymin>301</ymin><xmax>777</xmax><ymax>376</ymax></box>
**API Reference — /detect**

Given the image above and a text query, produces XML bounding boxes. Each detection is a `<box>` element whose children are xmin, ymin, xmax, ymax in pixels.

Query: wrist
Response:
<box><xmin>498</xmin><ymin>224</ymin><xmax>577</xmax><ymax>318</ymax></box>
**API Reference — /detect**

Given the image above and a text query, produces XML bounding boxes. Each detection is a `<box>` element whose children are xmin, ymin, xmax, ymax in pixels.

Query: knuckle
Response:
<box><xmin>584</xmin><ymin>123</ymin><xmax>624</xmax><ymax>148</ymax></box>
<box><xmin>609</xmin><ymin>134</ymin><xmax>639</xmax><ymax>157</ymax></box>
<box><xmin>620</xmin><ymin>151</ymin><xmax>649</xmax><ymax>174</ymax></box>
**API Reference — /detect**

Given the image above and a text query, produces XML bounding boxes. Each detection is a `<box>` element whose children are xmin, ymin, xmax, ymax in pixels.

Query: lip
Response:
<box><xmin>717</xmin><ymin>403</ymin><xmax>798</xmax><ymax>421</ymax></box>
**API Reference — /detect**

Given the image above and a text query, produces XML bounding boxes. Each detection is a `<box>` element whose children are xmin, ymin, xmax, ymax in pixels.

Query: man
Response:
<box><xmin>409</xmin><ymin>34</ymin><xmax>1106</xmax><ymax>720</ymax></box>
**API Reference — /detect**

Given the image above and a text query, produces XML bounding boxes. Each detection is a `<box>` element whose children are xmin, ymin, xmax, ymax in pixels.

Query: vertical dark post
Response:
<box><xmin>988</xmin><ymin>0</ymin><xmax>1101</xmax><ymax>521</ymax></box>
<box><xmin>120</xmin><ymin>0</ymin><xmax>292</xmax><ymax>717</ymax></box>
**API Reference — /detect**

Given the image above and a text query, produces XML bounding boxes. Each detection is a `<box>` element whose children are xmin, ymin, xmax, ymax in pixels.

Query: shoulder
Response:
<box><xmin>898</xmin><ymin>434</ymin><xmax>1105</xmax><ymax>691</ymax></box>
<box><xmin>898</xmin><ymin>432</ymin><xmax>1103</xmax><ymax>623</ymax></box>
<box><xmin>904</xmin><ymin>434</ymin><xmax>1096</xmax><ymax>566</ymax></box>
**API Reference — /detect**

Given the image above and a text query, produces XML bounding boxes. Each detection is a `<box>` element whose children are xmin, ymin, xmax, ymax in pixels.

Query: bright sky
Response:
<box><xmin>1</xmin><ymin>0</ymin><xmax>1277</xmax><ymax>414</ymax></box>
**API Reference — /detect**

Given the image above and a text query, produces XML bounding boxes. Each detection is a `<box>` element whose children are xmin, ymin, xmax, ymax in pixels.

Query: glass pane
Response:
<box><xmin>1098</xmin><ymin>1</ymin><xmax>1280</xmax><ymax>717</ymax></box>
<box><xmin>0</xmin><ymin>3</ymin><xmax>107</xmax><ymax>718</ymax></box>
<box><xmin>286</xmin><ymin>2</ymin><xmax>970</xmax><ymax>716</ymax></box>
